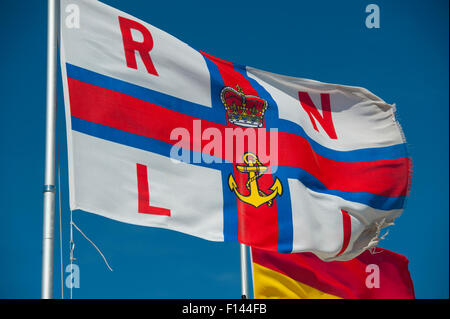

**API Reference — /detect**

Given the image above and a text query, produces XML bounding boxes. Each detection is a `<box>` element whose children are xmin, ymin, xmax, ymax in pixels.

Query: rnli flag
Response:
<box><xmin>251</xmin><ymin>247</ymin><xmax>415</xmax><ymax>299</ymax></box>
<box><xmin>61</xmin><ymin>0</ymin><xmax>411</xmax><ymax>260</ymax></box>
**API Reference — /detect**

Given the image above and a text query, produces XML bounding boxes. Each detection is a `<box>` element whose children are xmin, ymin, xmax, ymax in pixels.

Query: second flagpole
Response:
<box><xmin>240</xmin><ymin>243</ymin><xmax>249</xmax><ymax>299</ymax></box>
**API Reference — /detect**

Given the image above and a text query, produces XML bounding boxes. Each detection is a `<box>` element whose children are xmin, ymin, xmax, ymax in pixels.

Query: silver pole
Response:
<box><xmin>41</xmin><ymin>0</ymin><xmax>59</xmax><ymax>299</ymax></box>
<box><xmin>240</xmin><ymin>243</ymin><xmax>249</xmax><ymax>299</ymax></box>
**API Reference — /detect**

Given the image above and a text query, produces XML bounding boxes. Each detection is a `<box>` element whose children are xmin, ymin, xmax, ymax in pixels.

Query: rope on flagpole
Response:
<box><xmin>67</xmin><ymin>213</ymin><xmax>113</xmax><ymax>299</ymax></box>
<box><xmin>71</xmin><ymin>220</ymin><xmax>114</xmax><ymax>272</ymax></box>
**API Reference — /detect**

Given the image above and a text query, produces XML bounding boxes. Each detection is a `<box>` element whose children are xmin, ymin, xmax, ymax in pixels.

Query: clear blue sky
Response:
<box><xmin>0</xmin><ymin>0</ymin><xmax>448</xmax><ymax>299</ymax></box>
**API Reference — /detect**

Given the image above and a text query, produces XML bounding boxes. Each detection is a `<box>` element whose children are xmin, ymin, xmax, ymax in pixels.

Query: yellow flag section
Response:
<box><xmin>253</xmin><ymin>263</ymin><xmax>341</xmax><ymax>299</ymax></box>
<box><xmin>251</xmin><ymin>247</ymin><xmax>415</xmax><ymax>299</ymax></box>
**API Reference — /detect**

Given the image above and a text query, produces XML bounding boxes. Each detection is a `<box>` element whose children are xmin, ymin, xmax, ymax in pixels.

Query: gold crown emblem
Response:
<box><xmin>220</xmin><ymin>85</ymin><xmax>268</xmax><ymax>128</ymax></box>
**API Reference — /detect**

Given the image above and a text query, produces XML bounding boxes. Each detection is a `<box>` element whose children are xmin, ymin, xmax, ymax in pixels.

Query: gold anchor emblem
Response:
<box><xmin>228</xmin><ymin>153</ymin><xmax>283</xmax><ymax>208</ymax></box>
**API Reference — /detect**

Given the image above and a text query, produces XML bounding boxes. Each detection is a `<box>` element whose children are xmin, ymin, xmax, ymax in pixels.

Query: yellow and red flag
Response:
<box><xmin>251</xmin><ymin>247</ymin><xmax>415</xmax><ymax>299</ymax></box>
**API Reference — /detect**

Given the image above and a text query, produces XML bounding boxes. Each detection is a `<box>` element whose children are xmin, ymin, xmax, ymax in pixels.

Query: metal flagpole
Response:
<box><xmin>41</xmin><ymin>0</ymin><xmax>59</xmax><ymax>299</ymax></box>
<box><xmin>240</xmin><ymin>243</ymin><xmax>249</xmax><ymax>299</ymax></box>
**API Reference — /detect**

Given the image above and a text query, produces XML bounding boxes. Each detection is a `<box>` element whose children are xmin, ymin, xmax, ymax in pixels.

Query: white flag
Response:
<box><xmin>60</xmin><ymin>0</ymin><xmax>410</xmax><ymax>261</ymax></box>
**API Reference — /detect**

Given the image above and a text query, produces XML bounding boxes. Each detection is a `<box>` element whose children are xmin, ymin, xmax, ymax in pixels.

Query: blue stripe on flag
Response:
<box><xmin>274</xmin><ymin>177</ymin><xmax>294</xmax><ymax>253</ymax></box>
<box><xmin>66</xmin><ymin>63</ymin><xmax>226</xmax><ymax>126</ymax></box>
<box><xmin>220</xmin><ymin>168</ymin><xmax>239</xmax><ymax>243</ymax></box>
<box><xmin>71</xmin><ymin>116</ymin><xmax>225</xmax><ymax>170</ymax></box>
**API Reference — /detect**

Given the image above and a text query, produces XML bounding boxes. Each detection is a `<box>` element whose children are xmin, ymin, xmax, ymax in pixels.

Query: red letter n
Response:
<box><xmin>298</xmin><ymin>92</ymin><xmax>337</xmax><ymax>139</ymax></box>
<box><xmin>118</xmin><ymin>16</ymin><xmax>159</xmax><ymax>76</ymax></box>
<box><xmin>136</xmin><ymin>163</ymin><xmax>170</xmax><ymax>216</ymax></box>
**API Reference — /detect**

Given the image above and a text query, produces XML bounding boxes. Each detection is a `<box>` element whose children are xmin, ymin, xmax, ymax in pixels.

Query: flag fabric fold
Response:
<box><xmin>251</xmin><ymin>247</ymin><xmax>415</xmax><ymax>299</ymax></box>
<box><xmin>60</xmin><ymin>0</ymin><xmax>411</xmax><ymax>260</ymax></box>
